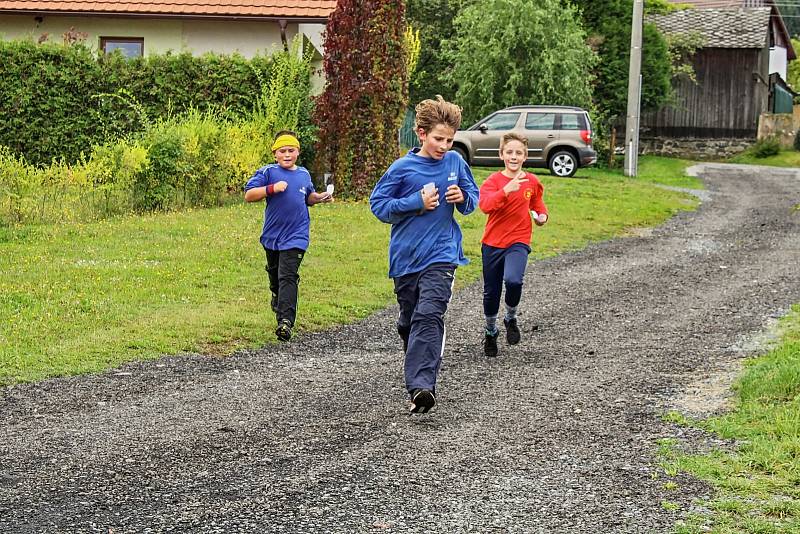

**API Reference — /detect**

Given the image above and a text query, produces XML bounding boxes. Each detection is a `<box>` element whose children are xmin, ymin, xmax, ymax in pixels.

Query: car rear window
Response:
<box><xmin>525</xmin><ymin>113</ymin><xmax>556</xmax><ymax>130</ymax></box>
<box><xmin>482</xmin><ymin>112</ymin><xmax>521</xmax><ymax>130</ymax></box>
<box><xmin>558</xmin><ymin>113</ymin><xmax>587</xmax><ymax>130</ymax></box>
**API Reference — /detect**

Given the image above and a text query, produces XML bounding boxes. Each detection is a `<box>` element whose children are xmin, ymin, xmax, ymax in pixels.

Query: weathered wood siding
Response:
<box><xmin>641</xmin><ymin>47</ymin><xmax>769</xmax><ymax>138</ymax></box>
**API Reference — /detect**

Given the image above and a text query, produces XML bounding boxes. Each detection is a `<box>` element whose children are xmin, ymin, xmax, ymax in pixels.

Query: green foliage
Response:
<box><xmin>0</xmin><ymin>110</ymin><xmax>270</xmax><ymax>223</ymax></box>
<box><xmin>406</xmin><ymin>0</ymin><xmax>463</xmax><ymax>103</ymax></box>
<box><xmin>444</xmin><ymin>0</ymin><xmax>596</xmax><ymax>124</ymax></box>
<box><xmin>789</xmin><ymin>38</ymin><xmax>800</xmax><ymax>94</ymax></box>
<box><xmin>666</xmin><ymin>31</ymin><xmax>705</xmax><ymax>83</ymax></box>
<box><xmin>794</xmin><ymin>129</ymin><xmax>800</xmax><ymax>152</ymax></box>
<box><xmin>135</xmin><ymin>124</ymin><xmax>187</xmax><ymax>211</ymax></box>
<box><xmin>571</xmin><ymin>0</ymin><xmax>673</xmax><ymax>122</ymax></box>
<box><xmin>780</xmin><ymin>6</ymin><xmax>800</xmax><ymax>39</ymax></box>
<box><xmin>0</xmin><ymin>39</ymin><xmax>275</xmax><ymax>165</ymax></box>
<box><xmin>313</xmin><ymin>0</ymin><xmax>409</xmax><ymax>198</ymax></box>
<box><xmin>752</xmin><ymin>137</ymin><xmax>781</xmax><ymax>159</ymax></box>
<box><xmin>404</xmin><ymin>25</ymin><xmax>422</xmax><ymax>77</ymax></box>
<box><xmin>0</xmin><ymin>37</ymin><xmax>316</xmax><ymax>222</ymax></box>
<box><xmin>251</xmin><ymin>36</ymin><xmax>316</xmax><ymax>164</ymax></box>
<box><xmin>0</xmin><ymin>147</ymin><xmax>45</xmax><ymax>224</ymax></box>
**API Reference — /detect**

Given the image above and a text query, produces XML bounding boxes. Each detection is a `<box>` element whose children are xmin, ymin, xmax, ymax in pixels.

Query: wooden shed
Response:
<box><xmin>644</xmin><ymin>8</ymin><xmax>775</xmax><ymax>138</ymax></box>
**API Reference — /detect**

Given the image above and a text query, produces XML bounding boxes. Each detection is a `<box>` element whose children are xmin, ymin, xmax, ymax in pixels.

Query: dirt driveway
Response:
<box><xmin>2</xmin><ymin>163</ymin><xmax>799</xmax><ymax>533</ymax></box>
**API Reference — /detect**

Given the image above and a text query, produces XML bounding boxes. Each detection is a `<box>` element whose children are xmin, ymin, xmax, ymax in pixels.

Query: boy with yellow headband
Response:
<box><xmin>244</xmin><ymin>130</ymin><xmax>333</xmax><ymax>341</ymax></box>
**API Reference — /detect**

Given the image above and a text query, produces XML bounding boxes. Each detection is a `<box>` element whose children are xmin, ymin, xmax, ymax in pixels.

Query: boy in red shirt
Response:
<box><xmin>478</xmin><ymin>133</ymin><xmax>548</xmax><ymax>357</ymax></box>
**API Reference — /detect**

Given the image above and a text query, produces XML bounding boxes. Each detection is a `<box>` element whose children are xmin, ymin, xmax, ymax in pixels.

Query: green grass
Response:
<box><xmin>729</xmin><ymin>149</ymin><xmax>800</xmax><ymax>168</ymax></box>
<box><xmin>584</xmin><ymin>155</ymin><xmax>702</xmax><ymax>189</ymax></box>
<box><xmin>665</xmin><ymin>306</ymin><xmax>800</xmax><ymax>534</ymax></box>
<box><xmin>0</xmin><ymin>156</ymin><xmax>700</xmax><ymax>384</ymax></box>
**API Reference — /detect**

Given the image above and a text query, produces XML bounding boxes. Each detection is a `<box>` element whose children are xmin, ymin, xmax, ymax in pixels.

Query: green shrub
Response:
<box><xmin>0</xmin><ymin>39</ymin><xmax>275</xmax><ymax>165</ymax></box>
<box><xmin>135</xmin><ymin>123</ymin><xmax>187</xmax><ymax>211</ymax></box>
<box><xmin>250</xmin><ymin>36</ymin><xmax>316</xmax><ymax>169</ymax></box>
<box><xmin>793</xmin><ymin>130</ymin><xmax>800</xmax><ymax>152</ymax></box>
<box><xmin>0</xmin><ymin>147</ymin><xmax>40</xmax><ymax>224</ymax></box>
<box><xmin>752</xmin><ymin>136</ymin><xmax>781</xmax><ymax>158</ymax></box>
<box><xmin>83</xmin><ymin>140</ymin><xmax>148</xmax><ymax>217</ymax></box>
<box><xmin>0</xmin><ymin>36</ymin><xmax>316</xmax><ymax>223</ymax></box>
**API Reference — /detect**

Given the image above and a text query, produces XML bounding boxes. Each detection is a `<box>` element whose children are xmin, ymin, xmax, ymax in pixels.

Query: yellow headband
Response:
<box><xmin>271</xmin><ymin>134</ymin><xmax>300</xmax><ymax>152</ymax></box>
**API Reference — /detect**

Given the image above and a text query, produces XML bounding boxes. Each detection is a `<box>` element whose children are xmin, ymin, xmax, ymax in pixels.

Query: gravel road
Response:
<box><xmin>2</xmin><ymin>163</ymin><xmax>799</xmax><ymax>533</ymax></box>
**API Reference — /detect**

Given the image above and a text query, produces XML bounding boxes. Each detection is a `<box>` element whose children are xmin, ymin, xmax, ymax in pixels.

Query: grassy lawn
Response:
<box><xmin>729</xmin><ymin>149</ymin><xmax>800</xmax><ymax>168</ymax></box>
<box><xmin>0</xmin><ymin>156</ymin><xmax>700</xmax><ymax>385</ymax></box>
<box><xmin>661</xmin><ymin>306</ymin><xmax>800</xmax><ymax>534</ymax></box>
<box><xmin>591</xmin><ymin>155</ymin><xmax>701</xmax><ymax>189</ymax></box>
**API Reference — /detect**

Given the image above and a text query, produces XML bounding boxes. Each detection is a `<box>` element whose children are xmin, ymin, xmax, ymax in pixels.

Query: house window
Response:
<box><xmin>100</xmin><ymin>37</ymin><xmax>144</xmax><ymax>58</ymax></box>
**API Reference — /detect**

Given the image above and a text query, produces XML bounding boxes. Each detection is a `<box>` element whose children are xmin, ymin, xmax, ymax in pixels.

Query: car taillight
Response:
<box><xmin>580</xmin><ymin>130</ymin><xmax>591</xmax><ymax>144</ymax></box>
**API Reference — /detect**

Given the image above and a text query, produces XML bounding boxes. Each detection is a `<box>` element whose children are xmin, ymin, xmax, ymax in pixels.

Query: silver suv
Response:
<box><xmin>452</xmin><ymin>105</ymin><xmax>597</xmax><ymax>177</ymax></box>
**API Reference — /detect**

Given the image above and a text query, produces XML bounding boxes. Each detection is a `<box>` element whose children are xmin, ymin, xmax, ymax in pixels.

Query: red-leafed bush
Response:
<box><xmin>313</xmin><ymin>0</ymin><xmax>409</xmax><ymax>198</ymax></box>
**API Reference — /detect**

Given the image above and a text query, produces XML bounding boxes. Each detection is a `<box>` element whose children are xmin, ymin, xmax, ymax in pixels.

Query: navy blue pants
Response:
<box><xmin>482</xmin><ymin>243</ymin><xmax>530</xmax><ymax>317</ymax></box>
<box><xmin>393</xmin><ymin>263</ymin><xmax>456</xmax><ymax>394</ymax></box>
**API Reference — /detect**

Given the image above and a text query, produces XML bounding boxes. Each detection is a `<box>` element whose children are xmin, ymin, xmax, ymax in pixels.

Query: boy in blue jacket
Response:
<box><xmin>370</xmin><ymin>96</ymin><xmax>479</xmax><ymax>413</ymax></box>
<box><xmin>244</xmin><ymin>130</ymin><xmax>333</xmax><ymax>342</ymax></box>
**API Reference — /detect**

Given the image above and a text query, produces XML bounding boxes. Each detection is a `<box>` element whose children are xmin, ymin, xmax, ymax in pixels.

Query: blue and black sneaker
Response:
<box><xmin>484</xmin><ymin>328</ymin><xmax>499</xmax><ymax>357</ymax></box>
<box><xmin>409</xmin><ymin>388</ymin><xmax>436</xmax><ymax>414</ymax></box>
<box><xmin>504</xmin><ymin>318</ymin><xmax>521</xmax><ymax>345</ymax></box>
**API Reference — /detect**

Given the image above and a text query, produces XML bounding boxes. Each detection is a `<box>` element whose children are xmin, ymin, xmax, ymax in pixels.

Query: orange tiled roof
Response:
<box><xmin>0</xmin><ymin>1</ymin><xmax>336</xmax><ymax>19</ymax></box>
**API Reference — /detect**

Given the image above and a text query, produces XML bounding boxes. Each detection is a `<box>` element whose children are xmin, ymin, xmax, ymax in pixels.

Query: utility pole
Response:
<box><xmin>624</xmin><ymin>0</ymin><xmax>644</xmax><ymax>177</ymax></box>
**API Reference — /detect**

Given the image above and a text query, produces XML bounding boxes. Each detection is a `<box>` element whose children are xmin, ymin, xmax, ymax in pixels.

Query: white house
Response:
<box><xmin>0</xmin><ymin>0</ymin><xmax>335</xmax><ymax>88</ymax></box>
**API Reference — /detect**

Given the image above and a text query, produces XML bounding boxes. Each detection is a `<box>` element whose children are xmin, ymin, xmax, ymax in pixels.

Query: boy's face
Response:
<box><xmin>500</xmin><ymin>140</ymin><xmax>527</xmax><ymax>173</ymax></box>
<box><xmin>274</xmin><ymin>146</ymin><xmax>300</xmax><ymax>169</ymax></box>
<box><xmin>417</xmin><ymin>124</ymin><xmax>456</xmax><ymax>160</ymax></box>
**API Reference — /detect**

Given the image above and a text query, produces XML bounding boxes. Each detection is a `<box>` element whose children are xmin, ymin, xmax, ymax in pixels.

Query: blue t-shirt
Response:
<box><xmin>244</xmin><ymin>164</ymin><xmax>315</xmax><ymax>251</ymax></box>
<box><xmin>369</xmin><ymin>149</ymin><xmax>479</xmax><ymax>278</ymax></box>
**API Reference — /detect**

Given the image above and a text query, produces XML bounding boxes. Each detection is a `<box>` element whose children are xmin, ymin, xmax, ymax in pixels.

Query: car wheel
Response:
<box><xmin>549</xmin><ymin>150</ymin><xmax>577</xmax><ymax>177</ymax></box>
<box><xmin>452</xmin><ymin>145</ymin><xmax>469</xmax><ymax>163</ymax></box>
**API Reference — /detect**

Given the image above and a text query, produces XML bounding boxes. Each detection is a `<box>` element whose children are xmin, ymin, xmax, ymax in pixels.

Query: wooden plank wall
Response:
<box><xmin>641</xmin><ymin>48</ymin><xmax>769</xmax><ymax>138</ymax></box>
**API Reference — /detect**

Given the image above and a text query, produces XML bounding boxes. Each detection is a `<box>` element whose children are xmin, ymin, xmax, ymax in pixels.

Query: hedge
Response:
<box><xmin>0</xmin><ymin>39</ymin><xmax>274</xmax><ymax>165</ymax></box>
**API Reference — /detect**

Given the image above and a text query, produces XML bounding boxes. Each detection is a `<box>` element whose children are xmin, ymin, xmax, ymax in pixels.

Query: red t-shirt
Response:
<box><xmin>479</xmin><ymin>171</ymin><xmax>548</xmax><ymax>248</ymax></box>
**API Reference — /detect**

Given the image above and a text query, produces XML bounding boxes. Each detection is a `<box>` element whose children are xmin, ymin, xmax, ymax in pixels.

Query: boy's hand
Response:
<box><xmin>421</xmin><ymin>186</ymin><xmax>440</xmax><ymax>211</ymax></box>
<box><xmin>445</xmin><ymin>185</ymin><xmax>464</xmax><ymax>204</ymax></box>
<box><xmin>503</xmin><ymin>175</ymin><xmax>528</xmax><ymax>195</ymax></box>
<box><xmin>535</xmin><ymin>213</ymin><xmax>548</xmax><ymax>226</ymax></box>
<box><xmin>273</xmin><ymin>181</ymin><xmax>288</xmax><ymax>193</ymax></box>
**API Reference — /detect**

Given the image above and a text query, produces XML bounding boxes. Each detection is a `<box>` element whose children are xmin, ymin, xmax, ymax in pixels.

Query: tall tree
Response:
<box><xmin>313</xmin><ymin>0</ymin><xmax>409</xmax><ymax>197</ymax></box>
<box><xmin>778</xmin><ymin>5</ymin><xmax>800</xmax><ymax>38</ymax></box>
<box><xmin>406</xmin><ymin>0</ymin><xmax>463</xmax><ymax>104</ymax></box>
<box><xmin>788</xmin><ymin>38</ymin><xmax>800</xmax><ymax>90</ymax></box>
<box><xmin>444</xmin><ymin>0</ymin><xmax>596</xmax><ymax>124</ymax></box>
<box><xmin>571</xmin><ymin>0</ymin><xmax>672</xmax><ymax>121</ymax></box>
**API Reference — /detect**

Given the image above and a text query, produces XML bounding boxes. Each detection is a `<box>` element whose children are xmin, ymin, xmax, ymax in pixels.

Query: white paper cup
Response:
<box><xmin>423</xmin><ymin>182</ymin><xmax>436</xmax><ymax>195</ymax></box>
<box><xmin>326</xmin><ymin>184</ymin><xmax>334</xmax><ymax>196</ymax></box>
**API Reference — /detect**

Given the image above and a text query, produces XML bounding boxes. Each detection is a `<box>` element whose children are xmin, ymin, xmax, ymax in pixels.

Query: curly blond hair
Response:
<box><xmin>414</xmin><ymin>95</ymin><xmax>462</xmax><ymax>134</ymax></box>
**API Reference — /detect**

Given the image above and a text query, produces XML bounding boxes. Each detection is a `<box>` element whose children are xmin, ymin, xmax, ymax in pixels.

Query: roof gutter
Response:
<box><xmin>0</xmin><ymin>9</ymin><xmax>328</xmax><ymax>24</ymax></box>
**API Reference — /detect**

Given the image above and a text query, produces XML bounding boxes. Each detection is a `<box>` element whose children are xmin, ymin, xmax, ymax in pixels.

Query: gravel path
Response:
<box><xmin>2</xmin><ymin>164</ymin><xmax>799</xmax><ymax>533</ymax></box>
